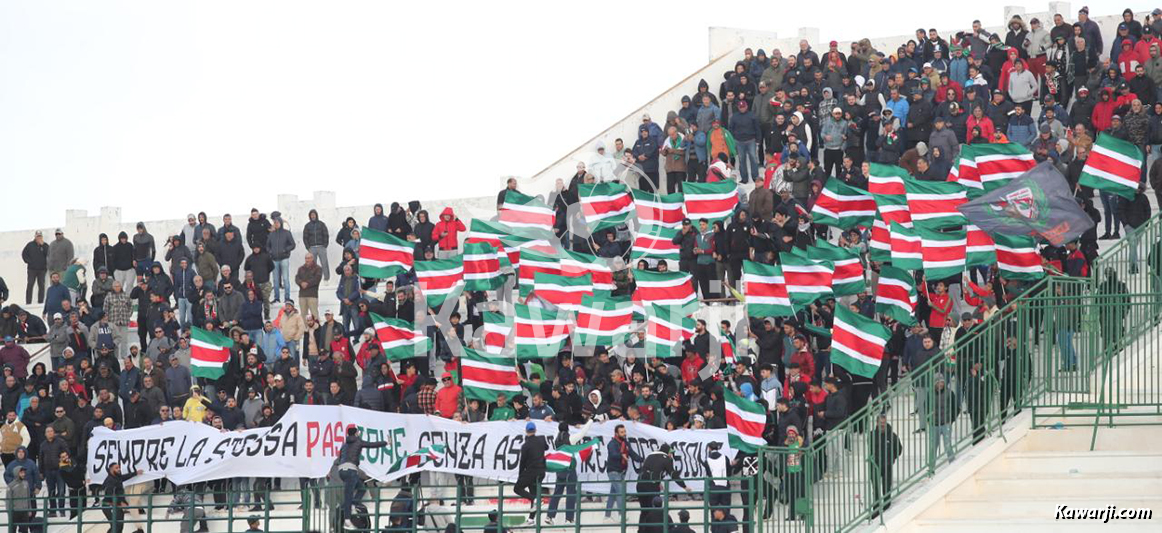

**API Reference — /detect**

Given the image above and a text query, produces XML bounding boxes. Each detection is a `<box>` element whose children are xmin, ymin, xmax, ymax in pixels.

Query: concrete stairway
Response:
<box><xmin>900</xmin><ymin>424</ymin><xmax>1162</xmax><ymax>532</ymax></box>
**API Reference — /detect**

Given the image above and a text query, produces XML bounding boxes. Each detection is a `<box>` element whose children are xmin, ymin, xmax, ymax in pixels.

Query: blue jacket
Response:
<box><xmin>693</xmin><ymin>130</ymin><xmax>708</xmax><ymax>162</ymax></box>
<box><xmin>632</xmin><ymin>127</ymin><xmax>660</xmax><ymax>173</ymax></box>
<box><xmin>949</xmin><ymin>58</ymin><xmax>969</xmax><ymax>86</ymax></box>
<box><xmin>1006</xmin><ymin>113</ymin><xmax>1037</xmax><ymax>147</ymax></box>
<box><xmin>3</xmin><ymin>447</ymin><xmax>39</xmax><ymax>490</ymax></box>
<box><xmin>728</xmin><ymin>110</ymin><xmax>761</xmax><ymax>142</ymax></box>
<box><xmin>239</xmin><ymin>299</ymin><xmax>264</xmax><ymax>331</ymax></box>
<box><xmin>606</xmin><ymin>437</ymin><xmax>643</xmax><ymax>473</ymax></box>
<box><xmin>258</xmin><ymin>329</ymin><xmax>287</xmax><ymax>365</ymax></box>
<box><xmin>172</xmin><ymin>266</ymin><xmax>196</xmax><ymax>299</ymax></box>
<box><xmin>885</xmin><ymin>97</ymin><xmax>910</xmax><ymax>122</ymax></box>
<box><xmin>44</xmin><ymin>284</ymin><xmax>70</xmax><ymax>318</ymax></box>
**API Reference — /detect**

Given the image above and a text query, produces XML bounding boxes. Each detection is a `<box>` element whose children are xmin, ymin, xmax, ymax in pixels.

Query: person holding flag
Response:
<box><xmin>545</xmin><ymin>417</ymin><xmax>594</xmax><ymax>525</ymax></box>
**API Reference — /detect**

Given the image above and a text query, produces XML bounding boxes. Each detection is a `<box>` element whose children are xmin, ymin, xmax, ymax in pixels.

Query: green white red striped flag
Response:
<box><xmin>461</xmin><ymin>347</ymin><xmax>521</xmax><ymax>402</ymax></box>
<box><xmin>868</xmin><ymin>217</ymin><xmax>892</xmax><ymax>263</ymax></box>
<box><xmin>992</xmin><ymin>233</ymin><xmax>1045</xmax><ymax>280</ymax></box>
<box><xmin>946</xmin><ymin>143</ymin><xmax>977</xmax><ymax>186</ymax></box>
<box><xmin>872</xmin><ymin>193</ymin><xmax>912</xmax><ymax>227</ymax></box>
<box><xmin>804</xmin><ymin>241</ymin><xmax>865</xmax><ymax>296</ymax></box>
<box><xmin>905</xmin><ymin>178</ymin><xmax>968</xmax><ymax>229</ymax></box>
<box><xmin>810</xmin><ymin>180</ymin><xmax>877</xmax><ymax>229</ymax></box>
<box><xmin>414</xmin><ymin>256</ymin><xmax>464</xmax><ymax>308</ymax></box>
<box><xmin>533</xmin><ymin>272</ymin><xmax>593</xmax><ymax>312</ymax></box>
<box><xmin>779</xmin><ymin>252</ymin><xmax>833</xmax><ymax>305</ymax></box>
<box><xmin>190</xmin><ymin>327</ymin><xmax>233</xmax><ymax>379</ymax></box>
<box><xmin>560</xmin><ymin>250</ymin><xmax>614</xmax><ymax>292</ymax></box>
<box><xmin>546</xmin><ymin>439</ymin><xmax>600</xmax><ymax>473</ymax></box>
<box><xmin>482</xmin><ymin>312</ymin><xmax>511</xmax><ymax>354</ymax></box>
<box><xmin>514</xmin><ymin>304</ymin><xmax>572</xmax><ymax>359</ymax></box>
<box><xmin>574</xmin><ymin>294</ymin><xmax>634</xmax><ymax>347</ymax></box>
<box><xmin>385</xmin><ymin>445</ymin><xmax>447</xmax><ymax>479</ymax></box>
<box><xmin>631</xmin><ymin>224</ymin><xmax>681</xmax><ymax>261</ymax></box>
<box><xmin>683</xmin><ymin>181</ymin><xmax>738</xmax><ymax>223</ymax></box>
<box><xmin>867</xmin><ymin>163</ymin><xmax>909</xmax><ymax>196</ymax></box>
<box><xmin>724</xmin><ymin>389</ymin><xmax>766</xmax><ymax>452</ymax></box>
<box><xmin>517</xmin><ymin>249</ymin><xmax>561</xmax><ymax>298</ymax></box>
<box><xmin>462</xmin><ymin>242</ymin><xmax>506</xmax><ymax>291</ymax></box>
<box><xmin>464</xmin><ymin>219</ymin><xmax>516</xmax><ymax>270</ymax></box>
<box><xmin>889</xmin><ymin>221</ymin><xmax>923</xmax><ymax>271</ymax></box>
<box><xmin>579</xmin><ymin>182</ymin><xmax>635</xmax><ymax>232</ymax></box>
<box><xmin>371</xmin><ymin>313</ymin><xmax>431</xmax><ymax>361</ymax></box>
<box><xmin>965</xmin><ymin>225</ymin><xmax>997</xmax><ymax>267</ymax></box>
<box><xmin>918</xmin><ymin>227</ymin><xmax>967</xmax><ymax>279</ymax></box>
<box><xmin>633</xmin><ymin>269</ymin><xmax>697</xmax><ymax>309</ymax></box>
<box><xmin>875</xmin><ymin>265</ymin><xmax>918</xmax><ymax>326</ymax></box>
<box><xmin>358</xmin><ymin>227</ymin><xmax>414</xmax><ymax>279</ymax></box>
<box><xmin>742</xmin><ymin>260</ymin><xmax>794</xmax><ymax>317</ymax></box>
<box><xmin>644</xmin><ymin>304</ymin><xmax>695</xmax><ymax>358</ymax></box>
<box><xmin>632</xmin><ymin>189</ymin><xmax>685</xmax><ymax>228</ymax></box>
<box><xmin>499</xmin><ymin>190</ymin><xmax>556</xmax><ymax>235</ymax></box>
<box><xmin>831</xmin><ymin>305</ymin><xmax>892</xmax><ymax>378</ymax></box>
<box><xmin>1080</xmin><ymin>133</ymin><xmax>1144</xmax><ymax>200</ymax></box>
<box><xmin>969</xmin><ymin>143</ymin><xmax>1036</xmax><ymax>193</ymax></box>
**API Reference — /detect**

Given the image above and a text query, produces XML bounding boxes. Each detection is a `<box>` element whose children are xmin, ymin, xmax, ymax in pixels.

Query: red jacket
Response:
<box><xmin>435</xmin><ymin>384</ymin><xmax>462</xmax><ymax>418</ymax></box>
<box><xmin>431</xmin><ymin>207</ymin><xmax>466</xmax><ymax>250</ymax></box>
<box><xmin>965</xmin><ymin>115</ymin><xmax>995</xmax><ymax>141</ymax></box>
<box><xmin>681</xmin><ymin>353</ymin><xmax>705</xmax><ymax>383</ymax></box>
<box><xmin>921</xmin><ymin>284</ymin><xmax>952</xmax><ymax>327</ymax></box>
<box><xmin>790</xmin><ymin>349</ymin><xmax>815</xmax><ymax>381</ymax></box>
<box><xmin>935</xmin><ymin>81</ymin><xmax>964</xmax><ymax>103</ymax></box>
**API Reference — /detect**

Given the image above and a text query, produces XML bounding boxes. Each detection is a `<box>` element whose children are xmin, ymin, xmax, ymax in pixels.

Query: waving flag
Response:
<box><xmin>631</xmin><ymin>224</ymin><xmax>681</xmax><ymax>262</ymax></box>
<box><xmin>645</xmin><ymin>304</ymin><xmax>695</xmax><ymax>358</ymax></box>
<box><xmin>993</xmin><ymin>233</ymin><xmax>1045</xmax><ymax>280</ymax></box>
<box><xmin>779</xmin><ymin>253</ymin><xmax>833</xmax><ymax>305</ymax></box>
<box><xmin>831</xmin><ymin>305</ymin><xmax>892</xmax><ymax>378</ymax></box>
<box><xmin>742</xmin><ymin>260</ymin><xmax>794</xmax><ymax>317</ymax></box>
<box><xmin>805</xmin><ymin>241</ymin><xmax>865</xmax><ymax>296</ymax></box>
<box><xmin>358</xmin><ymin>227</ymin><xmax>414</xmax><ymax>279</ymax></box>
<box><xmin>533</xmin><ymin>272</ymin><xmax>593</xmax><ymax>311</ymax></box>
<box><xmin>580</xmin><ymin>182</ymin><xmax>635</xmax><ymax>231</ymax></box>
<box><xmin>875</xmin><ymin>265</ymin><xmax>918</xmax><ymax>326</ymax></box>
<box><xmin>514</xmin><ymin>304</ymin><xmax>572</xmax><ymax>359</ymax></box>
<box><xmin>414</xmin><ymin>256</ymin><xmax>464</xmax><ymax>308</ymax></box>
<box><xmin>461</xmin><ymin>347</ymin><xmax>521</xmax><ymax>402</ymax></box>
<box><xmin>889</xmin><ymin>221</ymin><xmax>923</xmax><ymax>271</ymax></box>
<box><xmin>958</xmin><ymin>162</ymin><xmax>1095</xmax><ymax>246</ymax></box>
<box><xmin>560</xmin><ymin>250</ymin><xmax>614</xmax><ymax>292</ymax></box>
<box><xmin>633</xmin><ymin>189</ymin><xmax>685</xmax><ymax>228</ymax></box>
<box><xmin>546</xmin><ymin>440</ymin><xmax>600</xmax><ymax>473</ymax></box>
<box><xmin>918</xmin><ymin>227</ymin><xmax>967</xmax><ymax>279</ymax></box>
<box><xmin>683</xmin><ymin>181</ymin><xmax>738</xmax><ymax>223</ymax></box>
<box><xmin>633</xmin><ymin>269</ymin><xmax>697</xmax><ymax>310</ymax></box>
<box><xmin>517</xmin><ymin>249</ymin><xmax>561</xmax><ymax>298</ymax></box>
<box><xmin>810</xmin><ymin>180</ymin><xmax>877</xmax><ymax>229</ymax></box>
<box><xmin>872</xmin><ymin>193</ymin><xmax>912</xmax><ymax>227</ymax></box>
<box><xmin>906</xmin><ymin>179</ymin><xmax>968</xmax><ymax>229</ymax></box>
<box><xmin>724</xmin><ymin>390</ymin><xmax>767</xmax><ymax>452</ymax></box>
<box><xmin>971</xmin><ymin>143</ymin><xmax>1036</xmax><ymax>193</ymax></box>
<box><xmin>465</xmin><ymin>219</ymin><xmax>516</xmax><ymax>270</ymax></box>
<box><xmin>965</xmin><ymin>225</ymin><xmax>997</xmax><ymax>267</ymax></box>
<box><xmin>463</xmin><ymin>242</ymin><xmax>505</xmax><ymax>291</ymax></box>
<box><xmin>482</xmin><ymin>312</ymin><xmax>511</xmax><ymax>354</ymax></box>
<box><xmin>1080</xmin><ymin>133</ymin><xmax>1144</xmax><ymax>200</ymax></box>
<box><xmin>190</xmin><ymin>327</ymin><xmax>233</xmax><ymax>379</ymax></box>
<box><xmin>385</xmin><ymin>445</ymin><xmax>447</xmax><ymax>479</ymax></box>
<box><xmin>372</xmin><ymin>313</ymin><xmax>431</xmax><ymax>361</ymax></box>
<box><xmin>574</xmin><ymin>294</ymin><xmax>634</xmax><ymax>346</ymax></box>
<box><xmin>867</xmin><ymin>163</ymin><xmax>910</xmax><ymax>196</ymax></box>
<box><xmin>499</xmin><ymin>190</ymin><xmax>556</xmax><ymax>234</ymax></box>
<box><xmin>868</xmin><ymin>217</ymin><xmax>892</xmax><ymax>262</ymax></box>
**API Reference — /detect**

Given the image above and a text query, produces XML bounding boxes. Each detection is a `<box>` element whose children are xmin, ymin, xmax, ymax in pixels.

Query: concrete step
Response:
<box><xmin>986</xmin><ymin>451</ymin><xmax>1162</xmax><ymax>475</ymax></box>
<box><xmin>926</xmin><ymin>496</ymin><xmax>1162</xmax><ymax>519</ymax></box>
<box><xmin>1015</xmin><ymin>426</ymin><xmax>1162</xmax><ymax>452</ymax></box>
<box><xmin>963</xmin><ymin>472</ymin><xmax>1162</xmax><ymax>498</ymax></box>
<box><xmin>906</xmin><ymin>518</ymin><xmax>1158</xmax><ymax>533</ymax></box>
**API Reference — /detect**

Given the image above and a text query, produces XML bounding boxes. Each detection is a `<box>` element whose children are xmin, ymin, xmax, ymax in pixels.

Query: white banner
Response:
<box><xmin>87</xmin><ymin>405</ymin><xmax>734</xmax><ymax>493</ymax></box>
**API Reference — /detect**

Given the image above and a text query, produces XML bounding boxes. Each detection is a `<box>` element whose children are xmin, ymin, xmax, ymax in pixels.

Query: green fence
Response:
<box><xmin>3</xmin><ymin>475</ymin><xmax>757</xmax><ymax>532</ymax></box>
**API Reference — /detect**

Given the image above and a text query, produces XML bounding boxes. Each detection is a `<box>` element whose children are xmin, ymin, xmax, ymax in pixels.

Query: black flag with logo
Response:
<box><xmin>958</xmin><ymin>161</ymin><xmax>1094</xmax><ymax>245</ymax></box>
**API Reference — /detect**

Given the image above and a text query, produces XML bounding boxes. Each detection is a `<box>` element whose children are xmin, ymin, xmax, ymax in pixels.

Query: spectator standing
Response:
<box><xmin>266</xmin><ymin>217</ymin><xmax>296</xmax><ymax>303</ymax></box>
<box><xmin>22</xmin><ymin>231</ymin><xmax>49</xmax><ymax>305</ymax></box>
<box><xmin>47</xmin><ymin>229</ymin><xmax>75</xmax><ymax>279</ymax></box>
<box><xmin>302</xmin><ymin>209</ymin><xmax>330</xmax><ymax>282</ymax></box>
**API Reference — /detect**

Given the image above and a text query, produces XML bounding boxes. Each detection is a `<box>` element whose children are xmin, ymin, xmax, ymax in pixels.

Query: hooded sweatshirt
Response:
<box><xmin>431</xmin><ymin>208</ymin><xmax>465</xmax><ymax>250</ymax></box>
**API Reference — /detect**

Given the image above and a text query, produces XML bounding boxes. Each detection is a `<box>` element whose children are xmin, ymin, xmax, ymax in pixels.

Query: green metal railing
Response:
<box><xmin>3</xmin><ymin>475</ymin><xmax>757</xmax><ymax>532</ymax></box>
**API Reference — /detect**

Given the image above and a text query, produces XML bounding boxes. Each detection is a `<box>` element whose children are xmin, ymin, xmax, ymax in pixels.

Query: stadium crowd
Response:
<box><xmin>1</xmin><ymin>6</ymin><xmax>1161</xmax><ymax>533</ymax></box>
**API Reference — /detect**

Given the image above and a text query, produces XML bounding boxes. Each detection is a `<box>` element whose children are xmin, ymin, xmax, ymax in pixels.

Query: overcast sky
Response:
<box><xmin>0</xmin><ymin>0</ymin><xmax>1146</xmax><ymax>230</ymax></box>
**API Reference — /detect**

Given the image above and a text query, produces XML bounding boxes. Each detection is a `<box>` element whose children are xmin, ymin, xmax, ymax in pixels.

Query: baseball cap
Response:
<box><xmin>54</xmin><ymin>228</ymin><xmax>63</xmax><ymax>235</ymax></box>
<box><xmin>52</xmin><ymin>313</ymin><xmax>62</xmax><ymax>320</ymax></box>
<box><xmin>2</xmin><ymin>336</ymin><xmax>13</xmax><ymax>343</ymax></box>
<box><xmin>961</xmin><ymin>312</ymin><xmax>974</xmax><ymax>321</ymax></box>
<box><xmin>525</xmin><ymin>422</ymin><xmax>536</xmax><ymax>432</ymax></box>
<box><xmin>441</xmin><ymin>372</ymin><xmax>452</xmax><ymax>380</ymax></box>
<box><xmin>34</xmin><ymin>230</ymin><xmax>42</xmax><ymax>237</ymax></box>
